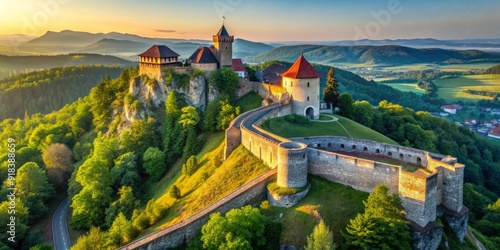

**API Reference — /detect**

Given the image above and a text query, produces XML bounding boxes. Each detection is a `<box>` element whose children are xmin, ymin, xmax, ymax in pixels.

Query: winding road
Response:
<box><xmin>52</xmin><ymin>197</ymin><xmax>71</xmax><ymax>250</ymax></box>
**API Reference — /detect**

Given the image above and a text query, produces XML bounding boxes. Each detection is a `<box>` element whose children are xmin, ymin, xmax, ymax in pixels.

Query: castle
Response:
<box><xmin>123</xmin><ymin>23</ymin><xmax>467</xmax><ymax>250</ymax></box>
<box><xmin>138</xmin><ymin>24</ymin><xmax>248</xmax><ymax>80</ymax></box>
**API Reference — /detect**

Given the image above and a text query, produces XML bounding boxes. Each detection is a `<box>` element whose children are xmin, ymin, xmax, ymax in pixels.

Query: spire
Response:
<box><xmin>216</xmin><ymin>24</ymin><xmax>230</xmax><ymax>36</ymax></box>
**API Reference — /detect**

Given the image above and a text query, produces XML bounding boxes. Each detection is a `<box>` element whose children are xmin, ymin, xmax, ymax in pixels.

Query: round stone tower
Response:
<box><xmin>277</xmin><ymin>142</ymin><xmax>308</xmax><ymax>188</ymax></box>
<box><xmin>281</xmin><ymin>55</ymin><xmax>321</xmax><ymax>119</ymax></box>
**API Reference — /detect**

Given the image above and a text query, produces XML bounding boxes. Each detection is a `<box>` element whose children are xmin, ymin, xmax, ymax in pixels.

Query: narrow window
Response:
<box><xmin>388</xmin><ymin>152</ymin><xmax>392</xmax><ymax>157</ymax></box>
<box><xmin>307</xmin><ymin>96</ymin><xmax>310</xmax><ymax>101</ymax></box>
<box><xmin>291</xmin><ymin>81</ymin><xmax>293</xmax><ymax>87</ymax></box>
<box><xmin>328</xmin><ymin>143</ymin><xmax>332</xmax><ymax>147</ymax></box>
<box><xmin>363</xmin><ymin>147</ymin><xmax>368</xmax><ymax>152</ymax></box>
<box><xmin>352</xmin><ymin>145</ymin><xmax>356</xmax><ymax>150</ymax></box>
<box><xmin>307</xmin><ymin>82</ymin><xmax>310</xmax><ymax>87</ymax></box>
<box><xmin>399</xmin><ymin>154</ymin><xmax>404</xmax><ymax>160</ymax></box>
<box><xmin>375</xmin><ymin>149</ymin><xmax>380</xmax><ymax>153</ymax></box>
<box><xmin>341</xmin><ymin>144</ymin><xmax>345</xmax><ymax>149</ymax></box>
<box><xmin>416</xmin><ymin>157</ymin><xmax>422</xmax><ymax>165</ymax></box>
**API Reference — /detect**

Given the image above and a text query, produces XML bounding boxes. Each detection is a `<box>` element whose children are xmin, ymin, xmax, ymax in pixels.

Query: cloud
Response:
<box><xmin>155</xmin><ymin>29</ymin><xmax>176</xmax><ymax>33</ymax></box>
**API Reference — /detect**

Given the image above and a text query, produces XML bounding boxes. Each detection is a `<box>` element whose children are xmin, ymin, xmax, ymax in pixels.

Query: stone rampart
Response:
<box><xmin>119</xmin><ymin>169</ymin><xmax>277</xmax><ymax>250</ymax></box>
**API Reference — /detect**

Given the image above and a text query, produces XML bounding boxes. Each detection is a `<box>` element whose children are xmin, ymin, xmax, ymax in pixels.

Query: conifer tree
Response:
<box><xmin>323</xmin><ymin>67</ymin><xmax>339</xmax><ymax>110</ymax></box>
<box><xmin>305</xmin><ymin>219</ymin><xmax>335</xmax><ymax>250</ymax></box>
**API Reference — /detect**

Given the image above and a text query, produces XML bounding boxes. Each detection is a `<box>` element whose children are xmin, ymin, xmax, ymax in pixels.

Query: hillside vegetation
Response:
<box><xmin>484</xmin><ymin>64</ymin><xmax>500</xmax><ymax>74</ymax></box>
<box><xmin>251</xmin><ymin>45</ymin><xmax>500</xmax><ymax>66</ymax></box>
<box><xmin>0</xmin><ymin>54</ymin><xmax>135</xmax><ymax>75</ymax></box>
<box><xmin>143</xmin><ymin>144</ymin><xmax>270</xmax><ymax>234</ymax></box>
<box><xmin>0</xmin><ymin>65</ymin><xmax>123</xmax><ymax>120</ymax></box>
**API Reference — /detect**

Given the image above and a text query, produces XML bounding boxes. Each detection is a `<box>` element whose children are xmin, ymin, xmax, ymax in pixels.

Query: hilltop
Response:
<box><xmin>484</xmin><ymin>64</ymin><xmax>500</xmax><ymax>74</ymax></box>
<box><xmin>251</xmin><ymin>45</ymin><xmax>500</xmax><ymax>65</ymax></box>
<box><xmin>0</xmin><ymin>54</ymin><xmax>135</xmax><ymax>72</ymax></box>
<box><xmin>5</xmin><ymin>30</ymin><xmax>274</xmax><ymax>60</ymax></box>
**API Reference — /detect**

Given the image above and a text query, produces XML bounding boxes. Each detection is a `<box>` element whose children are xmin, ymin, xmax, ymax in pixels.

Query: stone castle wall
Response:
<box><xmin>119</xmin><ymin>169</ymin><xmax>277</xmax><ymax>250</ymax></box>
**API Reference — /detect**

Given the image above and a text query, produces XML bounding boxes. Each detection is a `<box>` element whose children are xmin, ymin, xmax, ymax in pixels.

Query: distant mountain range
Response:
<box><xmin>251</xmin><ymin>45</ymin><xmax>500</xmax><ymax>65</ymax></box>
<box><xmin>3</xmin><ymin>30</ymin><xmax>274</xmax><ymax>61</ymax></box>
<box><xmin>2</xmin><ymin>30</ymin><xmax>500</xmax><ymax>65</ymax></box>
<box><xmin>270</xmin><ymin>38</ymin><xmax>500</xmax><ymax>51</ymax></box>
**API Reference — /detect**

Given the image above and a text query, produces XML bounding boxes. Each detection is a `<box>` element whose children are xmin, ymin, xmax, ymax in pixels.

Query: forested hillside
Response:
<box><xmin>0</xmin><ymin>54</ymin><xmax>135</xmax><ymax>78</ymax></box>
<box><xmin>484</xmin><ymin>64</ymin><xmax>500</xmax><ymax>74</ymax></box>
<box><xmin>249</xmin><ymin>61</ymin><xmax>441</xmax><ymax>112</ymax></box>
<box><xmin>0</xmin><ymin>66</ymin><xmax>123</xmax><ymax>120</ymax></box>
<box><xmin>251</xmin><ymin>45</ymin><xmax>500</xmax><ymax>65</ymax></box>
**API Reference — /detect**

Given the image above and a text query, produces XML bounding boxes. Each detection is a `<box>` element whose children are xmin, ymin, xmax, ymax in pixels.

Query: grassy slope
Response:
<box><xmin>141</xmin><ymin>142</ymin><xmax>270</xmax><ymax>237</ymax></box>
<box><xmin>264</xmin><ymin>114</ymin><xmax>398</xmax><ymax>145</ymax></box>
<box><xmin>236</xmin><ymin>91</ymin><xmax>264</xmax><ymax>112</ymax></box>
<box><xmin>434</xmin><ymin>74</ymin><xmax>500</xmax><ymax>102</ymax></box>
<box><xmin>265</xmin><ymin>176</ymin><xmax>368</xmax><ymax>247</ymax></box>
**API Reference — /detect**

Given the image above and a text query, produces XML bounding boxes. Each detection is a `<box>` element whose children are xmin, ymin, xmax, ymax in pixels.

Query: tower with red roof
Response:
<box><xmin>281</xmin><ymin>54</ymin><xmax>321</xmax><ymax>119</ymax></box>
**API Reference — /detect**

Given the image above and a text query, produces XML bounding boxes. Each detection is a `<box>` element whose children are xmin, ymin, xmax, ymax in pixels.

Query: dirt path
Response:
<box><xmin>467</xmin><ymin>227</ymin><xmax>487</xmax><ymax>250</ymax></box>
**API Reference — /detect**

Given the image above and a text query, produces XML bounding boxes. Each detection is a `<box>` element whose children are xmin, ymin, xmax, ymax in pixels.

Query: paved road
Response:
<box><xmin>52</xmin><ymin>197</ymin><xmax>71</xmax><ymax>250</ymax></box>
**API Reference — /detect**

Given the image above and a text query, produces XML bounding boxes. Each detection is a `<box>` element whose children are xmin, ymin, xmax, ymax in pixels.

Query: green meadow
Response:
<box><xmin>434</xmin><ymin>74</ymin><xmax>500</xmax><ymax>102</ymax></box>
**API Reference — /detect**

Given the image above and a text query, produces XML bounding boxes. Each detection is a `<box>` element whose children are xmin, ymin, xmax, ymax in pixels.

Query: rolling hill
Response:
<box><xmin>251</xmin><ymin>45</ymin><xmax>500</xmax><ymax>65</ymax></box>
<box><xmin>0</xmin><ymin>54</ymin><xmax>136</xmax><ymax>72</ymax></box>
<box><xmin>11</xmin><ymin>30</ymin><xmax>274</xmax><ymax>60</ymax></box>
<box><xmin>484</xmin><ymin>64</ymin><xmax>500</xmax><ymax>74</ymax></box>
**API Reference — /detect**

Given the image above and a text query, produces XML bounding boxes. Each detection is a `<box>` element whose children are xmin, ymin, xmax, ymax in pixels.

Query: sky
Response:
<box><xmin>1</xmin><ymin>0</ymin><xmax>500</xmax><ymax>42</ymax></box>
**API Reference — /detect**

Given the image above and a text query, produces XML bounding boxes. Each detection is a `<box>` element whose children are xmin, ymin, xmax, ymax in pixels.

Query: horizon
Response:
<box><xmin>1</xmin><ymin>0</ymin><xmax>500</xmax><ymax>42</ymax></box>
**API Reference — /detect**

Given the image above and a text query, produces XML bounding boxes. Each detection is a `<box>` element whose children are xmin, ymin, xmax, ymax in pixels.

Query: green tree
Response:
<box><xmin>201</xmin><ymin>205</ymin><xmax>266</xmax><ymax>250</ymax></box>
<box><xmin>337</xmin><ymin>93</ymin><xmax>354</xmax><ymax>118</ymax></box>
<box><xmin>121</xmin><ymin>117</ymin><xmax>159</xmax><ymax>160</ymax></box>
<box><xmin>323</xmin><ymin>67</ymin><xmax>340</xmax><ymax>110</ymax></box>
<box><xmin>179</xmin><ymin>106</ymin><xmax>200</xmax><ymax>128</ymax></box>
<box><xmin>352</xmin><ymin>101</ymin><xmax>375</xmax><ymax>128</ymax></box>
<box><xmin>203</xmin><ymin>98</ymin><xmax>222</xmax><ymax>132</ymax></box>
<box><xmin>182</xmin><ymin>155</ymin><xmax>198</xmax><ymax>176</ymax></box>
<box><xmin>209</xmin><ymin>68</ymin><xmax>240</xmax><ymax>102</ymax></box>
<box><xmin>110</xmin><ymin>152</ymin><xmax>140</xmax><ymax>189</ymax></box>
<box><xmin>162</xmin><ymin>91</ymin><xmax>183</xmax><ymax>164</ymax></box>
<box><xmin>70</xmin><ymin>227</ymin><xmax>107</xmax><ymax>250</ymax></box>
<box><xmin>218</xmin><ymin>99</ymin><xmax>241</xmax><ymax>130</ymax></box>
<box><xmin>169</xmin><ymin>185</ymin><xmax>181</xmax><ymax>199</ymax></box>
<box><xmin>343</xmin><ymin>185</ymin><xmax>411</xmax><ymax>250</ymax></box>
<box><xmin>42</xmin><ymin>143</ymin><xmax>73</xmax><ymax>188</ymax></box>
<box><xmin>143</xmin><ymin>147</ymin><xmax>166</xmax><ymax>181</ymax></box>
<box><xmin>15</xmin><ymin>162</ymin><xmax>54</xmax><ymax>221</ymax></box>
<box><xmin>179</xmin><ymin>106</ymin><xmax>200</xmax><ymax>160</ymax></box>
<box><xmin>305</xmin><ymin>219</ymin><xmax>335</xmax><ymax>250</ymax></box>
<box><xmin>71</xmin><ymin>157</ymin><xmax>113</xmax><ymax>229</ymax></box>
<box><xmin>106</xmin><ymin>212</ymin><xmax>137</xmax><ymax>248</ymax></box>
<box><xmin>0</xmin><ymin>198</ymin><xmax>29</xmax><ymax>247</ymax></box>
<box><xmin>105</xmin><ymin>186</ymin><xmax>140</xmax><ymax>227</ymax></box>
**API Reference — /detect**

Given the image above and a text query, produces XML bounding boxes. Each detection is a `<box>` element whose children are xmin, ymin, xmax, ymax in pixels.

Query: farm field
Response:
<box><xmin>379</xmin><ymin>81</ymin><xmax>424</xmax><ymax>95</ymax></box>
<box><xmin>434</xmin><ymin>74</ymin><xmax>500</xmax><ymax>102</ymax></box>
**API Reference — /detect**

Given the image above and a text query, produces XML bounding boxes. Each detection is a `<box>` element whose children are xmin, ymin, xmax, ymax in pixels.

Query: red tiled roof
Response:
<box><xmin>189</xmin><ymin>46</ymin><xmax>218</xmax><ymax>64</ymax></box>
<box><xmin>490</xmin><ymin>127</ymin><xmax>500</xmax><ymax>136</ymax></box>
<box><xmin>139</xmin><ymin>45</ymin><xmax>179</xmax><ymax>58</ymax></box>
<box><xmin>232</xmin><ymin>58</ymin><xmax>248</xmax><ymax>77</ymax></box>
<box><xmin>281</xmin><ymin>55</ymin><xmax>321</xmax><ymax>79</ymax></box>
<box><xmin>441</xmin><ymin>106</ymin><xmax>456</xmax><ymax>110</ymax></box>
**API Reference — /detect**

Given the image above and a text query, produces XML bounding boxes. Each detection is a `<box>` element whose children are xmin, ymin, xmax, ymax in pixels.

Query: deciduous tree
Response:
<box><xmin>42</xmin><ymin>143</ymin><xmax>73</xmax><ymax>188</ymax></box>
<box><xmin>143</xmin><ymin>147</ymin><xmax>166</xmax><ymax>181</ymax></box>
<box><xmin>201</xmin><ymin>206</ymin><xmax>266</xmax><ymax>249</ymax></box>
